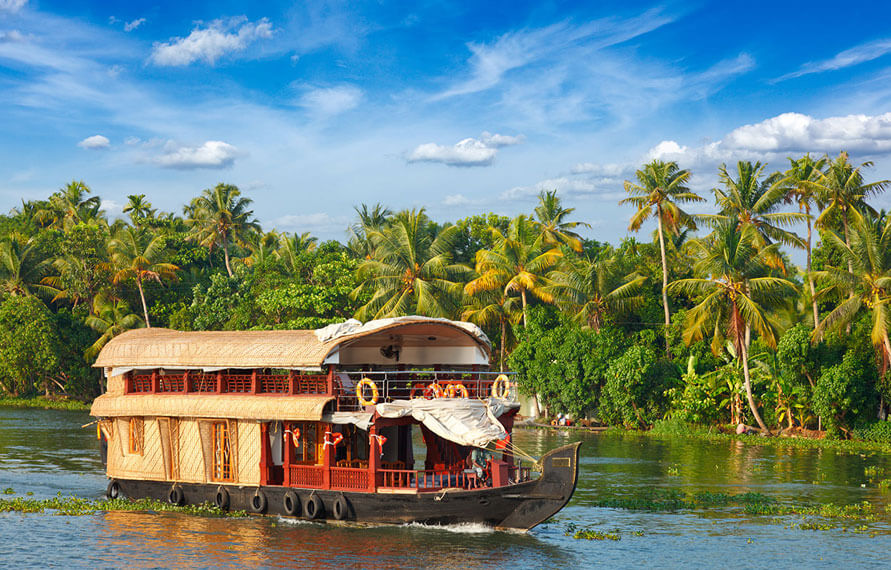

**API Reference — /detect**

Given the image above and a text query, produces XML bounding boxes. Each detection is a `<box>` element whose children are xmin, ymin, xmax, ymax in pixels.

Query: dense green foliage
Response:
<box><xmin>1</xmin><ymin>152</ymin><xmax>890</xmax><ymax>441</ymax></box>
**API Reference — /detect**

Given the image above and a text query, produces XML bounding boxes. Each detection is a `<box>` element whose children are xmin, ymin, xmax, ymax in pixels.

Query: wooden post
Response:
<box><xmin>259</xmin><ymin>422</ymin><xmax>269</xmax><ymax>486</ymax></box>
<box><xmin>288</xmin><ymin>370</ymin><xmax>295</xmax><ymax>396</ymax></box>
<box><xmin>367</xmin><ymin>425</ymin><xmax>379</xmax><ymax>492</ymax></box>
<box><xmin>216</xmin><ymin>371</ymin><xmax>223</xmax><ymax>394</ymax></box>
<box><xmin>283</xmin><ymin>423</ymin><xmax>292</xmax><ymax>486</ymax></box>
<box><xmin>182</xmin><ymin>370</ymin><xmax>190</xmax><ymax>394</ymax></box>
<box><xmin>251</xmin><ymin>369</ymin><xmax>259</xmax><ymax>394</ymax></box>
<box><xmin>326</xmin><ymin>365</ymin><xmax>334</xmax><ymax>396</ymax></box>
<box><xmin>151</xmin><ymin>370</ymin><xmax>159</xmax><ymax>393</ymax></box>
<box><xmin>322</xmin><ymin>424</ymin><xmax>334</xmax><ymax>490</ymax></box>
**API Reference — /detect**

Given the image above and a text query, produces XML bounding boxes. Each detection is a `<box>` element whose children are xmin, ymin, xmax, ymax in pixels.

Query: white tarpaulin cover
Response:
<box><xmin>375</xmin><ymin>398</ymin><xmax>518</xmax><ymax>447</ymax></box>
<box><xmin>314</xmin><ymin>316</ymin><xmax>491</xmax><ymax>348</ymax></box>
<box><xmin>322</xmin><ymin>411</ymin><xmax>374</xmax><ymax>430</ymax></box>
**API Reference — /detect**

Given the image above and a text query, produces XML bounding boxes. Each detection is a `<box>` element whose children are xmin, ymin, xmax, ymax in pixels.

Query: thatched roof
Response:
<box><xmin>91</xmin><ymin>393</ymin><xmax>333</xmax><ymax>420</ymax></box>
<box><xmin>93</xmin><ymin>317</ymin><xmax>491</xmax><ymax>371</ymax></box>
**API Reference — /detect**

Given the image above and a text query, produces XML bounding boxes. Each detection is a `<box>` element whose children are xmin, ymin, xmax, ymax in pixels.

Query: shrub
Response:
<box><xmin>599</xmin><ymin>344</ymin><xmax>678</xmax><ymax>427</ymax></box>
<box><xmin>853</xmin><ymin>421</ymin><xmax>891</xmax><ymax>444</ymax></box>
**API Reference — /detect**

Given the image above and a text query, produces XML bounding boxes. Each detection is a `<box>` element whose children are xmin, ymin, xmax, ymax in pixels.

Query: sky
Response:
<box><xmin>2</xmin><ymin>0</ymin><xmax>891</xmax><ymax>245</ymax></box>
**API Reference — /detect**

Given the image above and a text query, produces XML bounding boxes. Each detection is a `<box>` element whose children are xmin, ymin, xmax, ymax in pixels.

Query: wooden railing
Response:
<box><xmin>289</xmin><ymin>465</ymin><xmax>325</xmax><ymax>488</ymax></box>
<box><xmin>330</xmin><ymin>467</ymin><xmax>369</xmax><ymax>491</ymax></box>
<box><xmin>377</xmin><ymin>469</ymin><xmax>478</xmax><ymax>491</ymax></box>
<box><xmin>125</xmin><ymin>371</ymin><xmax>330</xmax><ymax>396</ymax></box>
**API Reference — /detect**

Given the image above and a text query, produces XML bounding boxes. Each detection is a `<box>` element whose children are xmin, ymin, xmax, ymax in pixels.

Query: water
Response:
<box><xmin>1</xmin><ymin>407</ymin><xmax>890</xmax><ymax>568</ymax></box>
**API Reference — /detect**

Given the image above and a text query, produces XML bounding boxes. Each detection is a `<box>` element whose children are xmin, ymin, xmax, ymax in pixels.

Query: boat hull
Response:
<box><xmin>107</xmin><ymin>442</ymin><xmax>581</xmax><ymax>531</ymax></box>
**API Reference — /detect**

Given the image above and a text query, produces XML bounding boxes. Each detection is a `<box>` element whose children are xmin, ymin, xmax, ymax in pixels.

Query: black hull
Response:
<box><xmin>108</xmin><ymin>442</ymin><xmax>580</xmax><ymax>531</ymax></box>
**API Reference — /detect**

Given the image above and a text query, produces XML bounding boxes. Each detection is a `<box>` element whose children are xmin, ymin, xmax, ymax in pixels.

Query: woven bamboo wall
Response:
<box><xmin>106</xmin><ymin>374</ymin><xmax>125</xmax><ymax>396</ymax></box>
<box><xmin>107</xmin><ymin>418</ymin><xmax>165</xmax><ymax>481</ymax></box>
<box><xmin>237</xmin><ymin>421</ymin><xmax>260</xmax><ymax>484</ymax></box>
<box><xmin>177</xmin><ymin>419</ymin><xmax>206</xmax><ymax>483</ymax></box>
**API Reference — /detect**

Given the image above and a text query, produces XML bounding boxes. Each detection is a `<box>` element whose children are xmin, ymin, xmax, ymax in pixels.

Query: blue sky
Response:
<box><xmin>2</xmin><ymin>0</ymin><xmax>891</xmax><ymax>244</ymax></box>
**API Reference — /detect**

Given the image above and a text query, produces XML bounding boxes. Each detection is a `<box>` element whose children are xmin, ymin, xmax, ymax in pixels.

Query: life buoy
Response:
<box><xmin>333</xmin><ymin>496</ymin><xmax>349</xmax><ymax>520</ymax></box>
<box><xmin>106</xmin><ymin>479</ymin><xmax>120</xmax><ymax>500</ymax></box>
<box><xmin>249</xmin><ymin>490</ymin><xmax>268</xmax><ymax>513</ymax></box>
<box><xmin>324</xmin><ymin>431</ymin><xmax>344</xmax><ymax>448</ymax></box>
<box><xmin>356</xmin><ymin>377</ymin><xmax>379</xmax><ymax>406</ymax></box>
<box><xmin>491</xmin><ymin>374</ymin><xmax>510</xmax><ymax>399</ymax></box>
<box><xmin>424</xmin><ymin>383</ymin><xmax>444</xmax><ymax>399</ymax></box>
<box><xmin>285</xmin><ymin>426</ymin><xmax>301</xmax><ymax>447</ymax></box>
<box><xmin>304</xmin><ymin>494</ymin><xmax>323</xmax><ymax>519</ymax></box>
<box><xmin>283</xmin><ymin>490</ymin><xmax>301</xmax><ymax>516</ymax></box>
<box><xmin>446</xmin><ymin>383</ymin><xmax>469</xmax><ymax>398</ymax></box>
<box><xmin>168</xmin><ymin>485</ymin><xmax>184</xmax><ymax>506</ymax></box>
<box><xmin>371</xmin><ymin>434</ymin><xmax>387</xmax><ymax>457</ymax></box>
<box><xmin>409</xmin><ymin>383</ymin><xmax>427</xmax><ymax>399</ymax></box>
<box><xmin>214</xmin><ymin>486</ymin><xmax>230</xmax><ymax>510</ymax></box>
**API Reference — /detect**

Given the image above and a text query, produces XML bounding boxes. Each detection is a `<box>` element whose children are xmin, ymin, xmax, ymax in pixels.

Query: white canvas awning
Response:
<box><xmin>375</xmin><ymin>398</ymin><xmax>518</xmax><ymax>447</ymax></box>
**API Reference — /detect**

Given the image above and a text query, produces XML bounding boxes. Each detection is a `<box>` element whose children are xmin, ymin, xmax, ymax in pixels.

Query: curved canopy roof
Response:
<box><xmin>93</xmin><ymin>317</ymin><xmax>491</xmax><ymax>371</ymax></box>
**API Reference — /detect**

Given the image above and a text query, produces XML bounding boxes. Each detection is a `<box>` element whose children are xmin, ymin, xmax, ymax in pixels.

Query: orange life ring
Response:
<box><xmin>409</xmin><ymin>383</ymin><xmax>428</xmax><ymax>399</ymax></box>
<box><xmin>491</xmin><ymin>374</ymin><xmax>510</xmax><ymax>399</ymax></box>
<box><xmin>324</xmin><ymin>431</ymin><xmax>344</xmax><ymax>447</ymax></box>
<box><xmin>286</xmin><ymin>426</ymin><xmax>301</xmax><ymax>447</ymax></box>
<box><xmin>356</xmin><ymin>377</ymin><xmax>379</xmax><ymax>406</ymax></box>
<box><xmin>445</xmin><ymin>383</ymin><xmax>469</xmax><ymax>398</ymax></box>
<box><xmin>424</xmin><ymin>383</ymin><xmax>444</xmax><ymax>399</ymax></box>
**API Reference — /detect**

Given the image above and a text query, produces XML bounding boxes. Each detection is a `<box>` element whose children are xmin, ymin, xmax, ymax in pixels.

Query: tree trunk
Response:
<box><xmin>806</xmin><ymin>214</ymin><xmax>819</xmax><ymax>331</ymax></box>
<box><xmin>842</xmin><ymin>214</ymin><xmax>853</xmax><ymax>334</ymax></box>
<box><xmin>500</xmin><ymin>318</ymin><xmax>506</xmax><ymax>372</ymax></box>
<box><xmin>223</xmin><ymin>233</ymin><xmax>233</xmax><ymax>277</ymax></box>
<box><xmin>520</xmin><ymin>289</ymin><xmax>528</xmax><ymax>328</ymax></box>
<box><xmin>741</xmin><ymin>324</ymin><xmax>769</xmax><ymax>433</ymax></box>
<box><xmin>136</xmin><ymin>276</ymin><xmax>151</xmax><ymax>328</ymax></box>
<box><xmin>656</xmin><ymin>208</ymin><xmax>671</xmax><ymax>355</ymax></box>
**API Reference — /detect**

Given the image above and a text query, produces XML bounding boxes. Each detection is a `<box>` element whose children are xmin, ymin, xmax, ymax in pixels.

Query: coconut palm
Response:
<box><xmin>109</xmin><ymin>228</ymin><xmax>179</xmax><ymax>327</ymax></box>
<box><xmin>348</xmin><ymin>203</ymin><xmax>392</xmax><ymax>260</ymax></box>
<box><xmin>667</xmin><ymin>221</ymin><xmax>797</xmax><ymax>432</ymax></box>
<box><xmin>85</xmin><ymin>292</ymin><xmax>144</xmax><ymax>359</ymax></box>
<box><xmin>709</xmin><ymin>161</ymin><xmax>807</xmax><ymax>253</ymax></box>
<box><xmin>186</xmin><ymin>183</ymin><xmax>260</xmax><ymax>277</ymax></box>
<box><xmin>621</xmin><ymin>160</ymin><xmax>704</xmax><ymax>349</ymax></box>
<box><xmin>464</xmin><ymin>215</ymin><xmax>562</xmax><ymax>327</ymax></box>
<box><xmin>352</xmin><ymin>209</ymin><xmax>468</xmax><ymax>319</ymax></box>
<box><xmin>0</xmin><ymin>233</ymin><xmax>54</xmax><ymax>297</ymax></box>
<box><xmin>243</xmin><ymin>231</ymin><xmax>280</xmax><ymax>268</ymax></box>
<box><xmin>776</xmin><ymin>154</ymin><xmax>827</xmax><ymax>328</ymax></box>
<box><xmin>547</xmin><ymin>252</ymin><xmax>646</xmax><ymax>330</ymax></box>
<box><xmin>122</xmin><ymin>194</ymin><xmax>156</xmax><ymax>227</ymax></box>
<box><xmin>810</xmin><ymin>152</ymin><xmax>888</xmax><ymax>272</ymax></box>
<box><xmin>278</xmin><ymin>232</ymin><xmax>318</xmax><ymax>275</ymax></box>
<box><xmin>35</xmin><ymin>181</ymin><xmax>104</xmax><ymax>231</ymax></box>
<box><xmin>813</xmin><ymin>213</ymin><xmax>891</xmax><ymax>369</ymax></box>
<box><xmin>461</xmin><ymin>289</ymin><xmax>522</xmax><ymax>371</ymax></box>
<box><xmin>533</xmin><ymin>190</ymin><xmax>589</xmax><ymax>252</ymax></box>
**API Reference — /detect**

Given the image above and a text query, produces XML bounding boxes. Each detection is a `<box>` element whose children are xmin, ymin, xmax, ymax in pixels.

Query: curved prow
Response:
<box><xmin>496</xmin><ymin>441</ymin><xmax>581</xmax><ymax>531</ymax></box>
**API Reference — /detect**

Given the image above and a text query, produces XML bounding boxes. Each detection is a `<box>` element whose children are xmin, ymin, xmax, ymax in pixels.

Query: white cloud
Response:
<box><xmin>124</xmin><ymin>18</ymin><xmax>146</xmax><ymax>32</ymax></box>
<box><xmin>101</xmin><ymin>199</ymin><xmax>124</xmax><ymax>219</ymax></box>
<box><xmin>270</xmin><ymin>212</ymin><xmax>349</xmax><ymax>232</ymax></box>
<box><xmin>571</xmin><ymin>162</ymin><xmax>631</xmax><ymax>176</ymax></box>
<box><xmin>150</xmin><ymin>17</ymin><xmax>273</xmax><ymax>66</ymax></box>
<box><xmin>501</xmin><ymin>177</ymin><xmax>599</xmax><ymax>200</ymax></box>
<box><xmin>0</xmin><ymin>0</ymin><xmax>27</xmax><ymax>13</ymax></box>
<box><xmin>153</xmin><ymin>140</ymin><xmax>240</xmax><ymax>169</ymax></box>
<box><xmin>298</xmin><ymin>84</ymin><xmax>362</xmax><ymax>116</ymax></box>
<box><xmin>406</xmin><ymin>132</ymin><xmax>524</xmax><ymax>167</ymax></box>
<box><xmin>0</xmin><ymin>29</ymin><xmax>25</xmax><ymax>43</ymax></box>
<box><xmin>645</xmin><ymin>140</ymin><xmax>690</xmax><ymax>161</ymax></box>
<box><xmin>443</xmin><ymin>194</ymin><xmax>474</xmax><ymax>207</ymax></box>
<box><xmin>778</xmin><ymin>38</ymin><xmax>891</xmax><ymax>81</ymax></box>
<box><xmin>77</xmin><ymin>134</ymin><xmax>110</xmax><ymax>149</ymax></box>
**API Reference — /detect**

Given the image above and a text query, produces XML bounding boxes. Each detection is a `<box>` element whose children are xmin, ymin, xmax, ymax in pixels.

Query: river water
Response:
<box><xmin>1</xmin><ymin>406</ymin><xmax>889</xmax><ymax>568</ymax></box>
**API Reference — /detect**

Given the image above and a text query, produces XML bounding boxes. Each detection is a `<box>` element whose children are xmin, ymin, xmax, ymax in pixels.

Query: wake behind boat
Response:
<box><xmin>90</xmin><ymin>316</ymin><xmax>579</xmax><ymax>530</ymax></box>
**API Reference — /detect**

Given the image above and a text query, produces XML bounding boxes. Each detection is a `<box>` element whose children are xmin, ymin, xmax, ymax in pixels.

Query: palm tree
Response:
<box><xmin>36</xmin><ymin>181</ymin><xmax>103</xmax><ymax>231</ymax></box>
<box><xmin>710</xmin><ymin>161</ymin><xmax>807</xmax><ymax>253</ymax></box>
<box><xmin>547</xmin><ymin>252</ymin><xmax>646</xmax><ymax>330</ymax></box>
<box><xmin>0</xmin><ymin>233</ymin><xmax>54</xmax><ymax>297</ymax></box>
<box><xmin>667</xmin><ymin>221</ymin><xmax>797</xmax><ymax>432</ymax></box>
<box><xmin>352</xmin><ymin>209</ymin><xmax>468</xmax><ymax>319</ymax></box>
<box><xmin>348</xmin><ymin>203</ymin><xmax>392</xmax><ymax>259</ymax></box>
<box><xmin>461</xmin><ymin>289</ymin><xmax>522</xmax><ymax>371</ymax></box>
<box><xmin>108</xmin><ymin>228</ymin><xmax>179</xmax><ymax>327</ymax></box>
<box><xmin>186</xmin><ymin>183</ymin><xmax>260</xmax><ymax>277</ymax></box>
<box><xmin>621</xmin><ymin>160</ymin><xmax>704</xmax><ymax>350</ymax></box>
<box><xmin>122</xmin><ymin>194</ymin><xmax>156</xmax><ymax>227</ymax></box>
<box><xmin>85</xmin><ymin>292</ymin><xmax>144</xmax><ymax>359</ymax></box>
<box><xmin>776</xmin><ymin>154</ymin><xmax>827</xmax><ymax>328</ymax></box>
<box><xmin>243</xmin><ymin>231</ymin><xmax>280</xmax><ymax>268</ymax></box>
<box><xmin>464</xmin><ymin>215</ymin><xmax>562</xmax><ymax>327</ymax></box>
<box><xmin>278</xmin><ymin>232</ymin><xmax>318</xmax><ymax>276</ymax></box>
<box><xmin>533</xmin><ymin>190</ymin><xmax>589</xmax><ymax>252</ymax></box>
<box><xmin>813</xmin><ymin>213</ymin><xmax>891</xmax><ymax>373</ymax></box>
<box><xmin>811</xmin><ymin>152</ymin><xmax>888</xmax><ymax>273</ymax></box>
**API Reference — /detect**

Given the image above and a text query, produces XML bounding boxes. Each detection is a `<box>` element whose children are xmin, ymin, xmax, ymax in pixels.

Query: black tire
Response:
<box><xmin>106</xmin><ymin>479</ymin><xmax>120</xmax><ymax>500</ymax></box>
<box><xmin>214</xmin><ymin>486</ymin><xmax>230</xmax><ymax>510</ymax></box>
<box><xmin>304</xmin><ymin>494</ymin><xmax>323</xmax><ymax>519</ymax></box>
<box><xmin>249</xmin><ymin>490</ymin><xmax>268</xmax><ymax>513</ymax></box>
<box><xmin>332</xmin><ymin>495</ymin><xmax>349</xmax><ymax>520</ymax></box>
<box><xmin>168</xmin><ymin>485</ymin><xmax>184</xmax><ymax>506</ymax></box>
<box><xmin>283</xmin><ymin>491</ymin><xmax>301</xmax><ymax>517</ymax></box>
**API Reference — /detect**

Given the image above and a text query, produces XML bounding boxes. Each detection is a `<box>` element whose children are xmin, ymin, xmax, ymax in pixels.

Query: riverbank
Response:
<box><xmin>518</xmin><ymin>418</ymin><xmax>891</xmax><ymax>455</ymax></box>
<box><xmin>0</xmin><ymin>396</ymin><xmax>91</xmax><ymax>412</ymax></box>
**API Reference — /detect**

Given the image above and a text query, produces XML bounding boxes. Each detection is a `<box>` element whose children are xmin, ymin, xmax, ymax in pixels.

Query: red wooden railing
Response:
<box><xmin>128</xmin><ymin>375</ymin><xmax>153</xmax><ymax>393</ymax></box>
<box><xmin>289</xmin><ymin>465</ymin><xmax>326</xmax><ymax>488</ymax></box>
<box><xmin>125</xmin><ymin>371</ymin><xmax>330</xmax><ymax>396</ymax></box>
<box><xmin>377</xmin><ymin>469</ymin><xmax>478</xmax><ymax>491</ymax></box>
<box><xmin>330</xmin><ymin>467</ymin><xmax>369</xmax><ymax>491</ymax></box>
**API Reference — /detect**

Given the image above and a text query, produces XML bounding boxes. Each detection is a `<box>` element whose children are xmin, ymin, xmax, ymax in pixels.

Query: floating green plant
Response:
<box><xmin>0</xmin><ymin>494</ymin><xmax>247</xmax><ymax>518</ymax></box>
<box><xmin>2</xmin><ymin>488</ymin><xmax>13</xmax><ymax>495</ymax></box>
<box><xmin>564</xmin><ymin>524</ymin><xmax>621</xmax><ymax>541</ymax></box>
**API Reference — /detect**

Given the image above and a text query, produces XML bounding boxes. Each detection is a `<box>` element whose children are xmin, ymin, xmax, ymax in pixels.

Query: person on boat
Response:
<box><xmin>468</xmin><ymin>447</ymin><xmax>493</xmax><ymax>486</ymax></box>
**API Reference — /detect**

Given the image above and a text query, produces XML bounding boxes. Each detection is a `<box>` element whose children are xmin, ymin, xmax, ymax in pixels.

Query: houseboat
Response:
<box><xmin>90</xmin><ymin>316</ymin><xmax>580</xmax><ymax>531</ymax></box>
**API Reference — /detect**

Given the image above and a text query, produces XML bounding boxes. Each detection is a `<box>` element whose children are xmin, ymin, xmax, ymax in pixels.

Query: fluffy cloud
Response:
<box><xmin>150</xmin><ymin>17</ymin><xmax>273</xmax><ymax>66</ymax></box>
<box><xmin>442</xmin><ymin>194</ymin><xmax>475</xmax><ymax>207</ymax></box>
<box><xmin>154</xmin><ymin>140</ymin><xmax>239</xmax><ymax>169</ymax></box>
<box><xmin>77</xmin><ymin>134</ymin><xmax>110</xmax><ymax>149</ymax></box>
<box><xmin>298</xmin><ymin>84</ymin><xmax>362</xmax><ymax>116</ymax></box>
<box><xmin>124</xmin><ymin>18</ymin><xmax>146</xmax><ymax>32</ymax></box>
<box><xmin>0</xmin><ymin>0</ymin><xmax>27</xmax><ymax>13</ymax></box>
<box><xmin>406</xmin><ymin>132</ymin><xmax>523</xmax><ymax>167</ymax></box>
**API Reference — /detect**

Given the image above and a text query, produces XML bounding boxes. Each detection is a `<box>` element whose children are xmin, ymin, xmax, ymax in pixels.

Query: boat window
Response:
<box><xmin>212</xmin><ymin>421</ymin><xmax>234</xmax><ymax>482</ymax></box>
<box><xmin>128</xmin><ymin>417</ymin><xmax>144</xmax><ymax>455</ymax></box>
<box><xmin>291</xmin><ymin>422</ymin><xmax>319</xmax><ymax>464</ymax></box>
